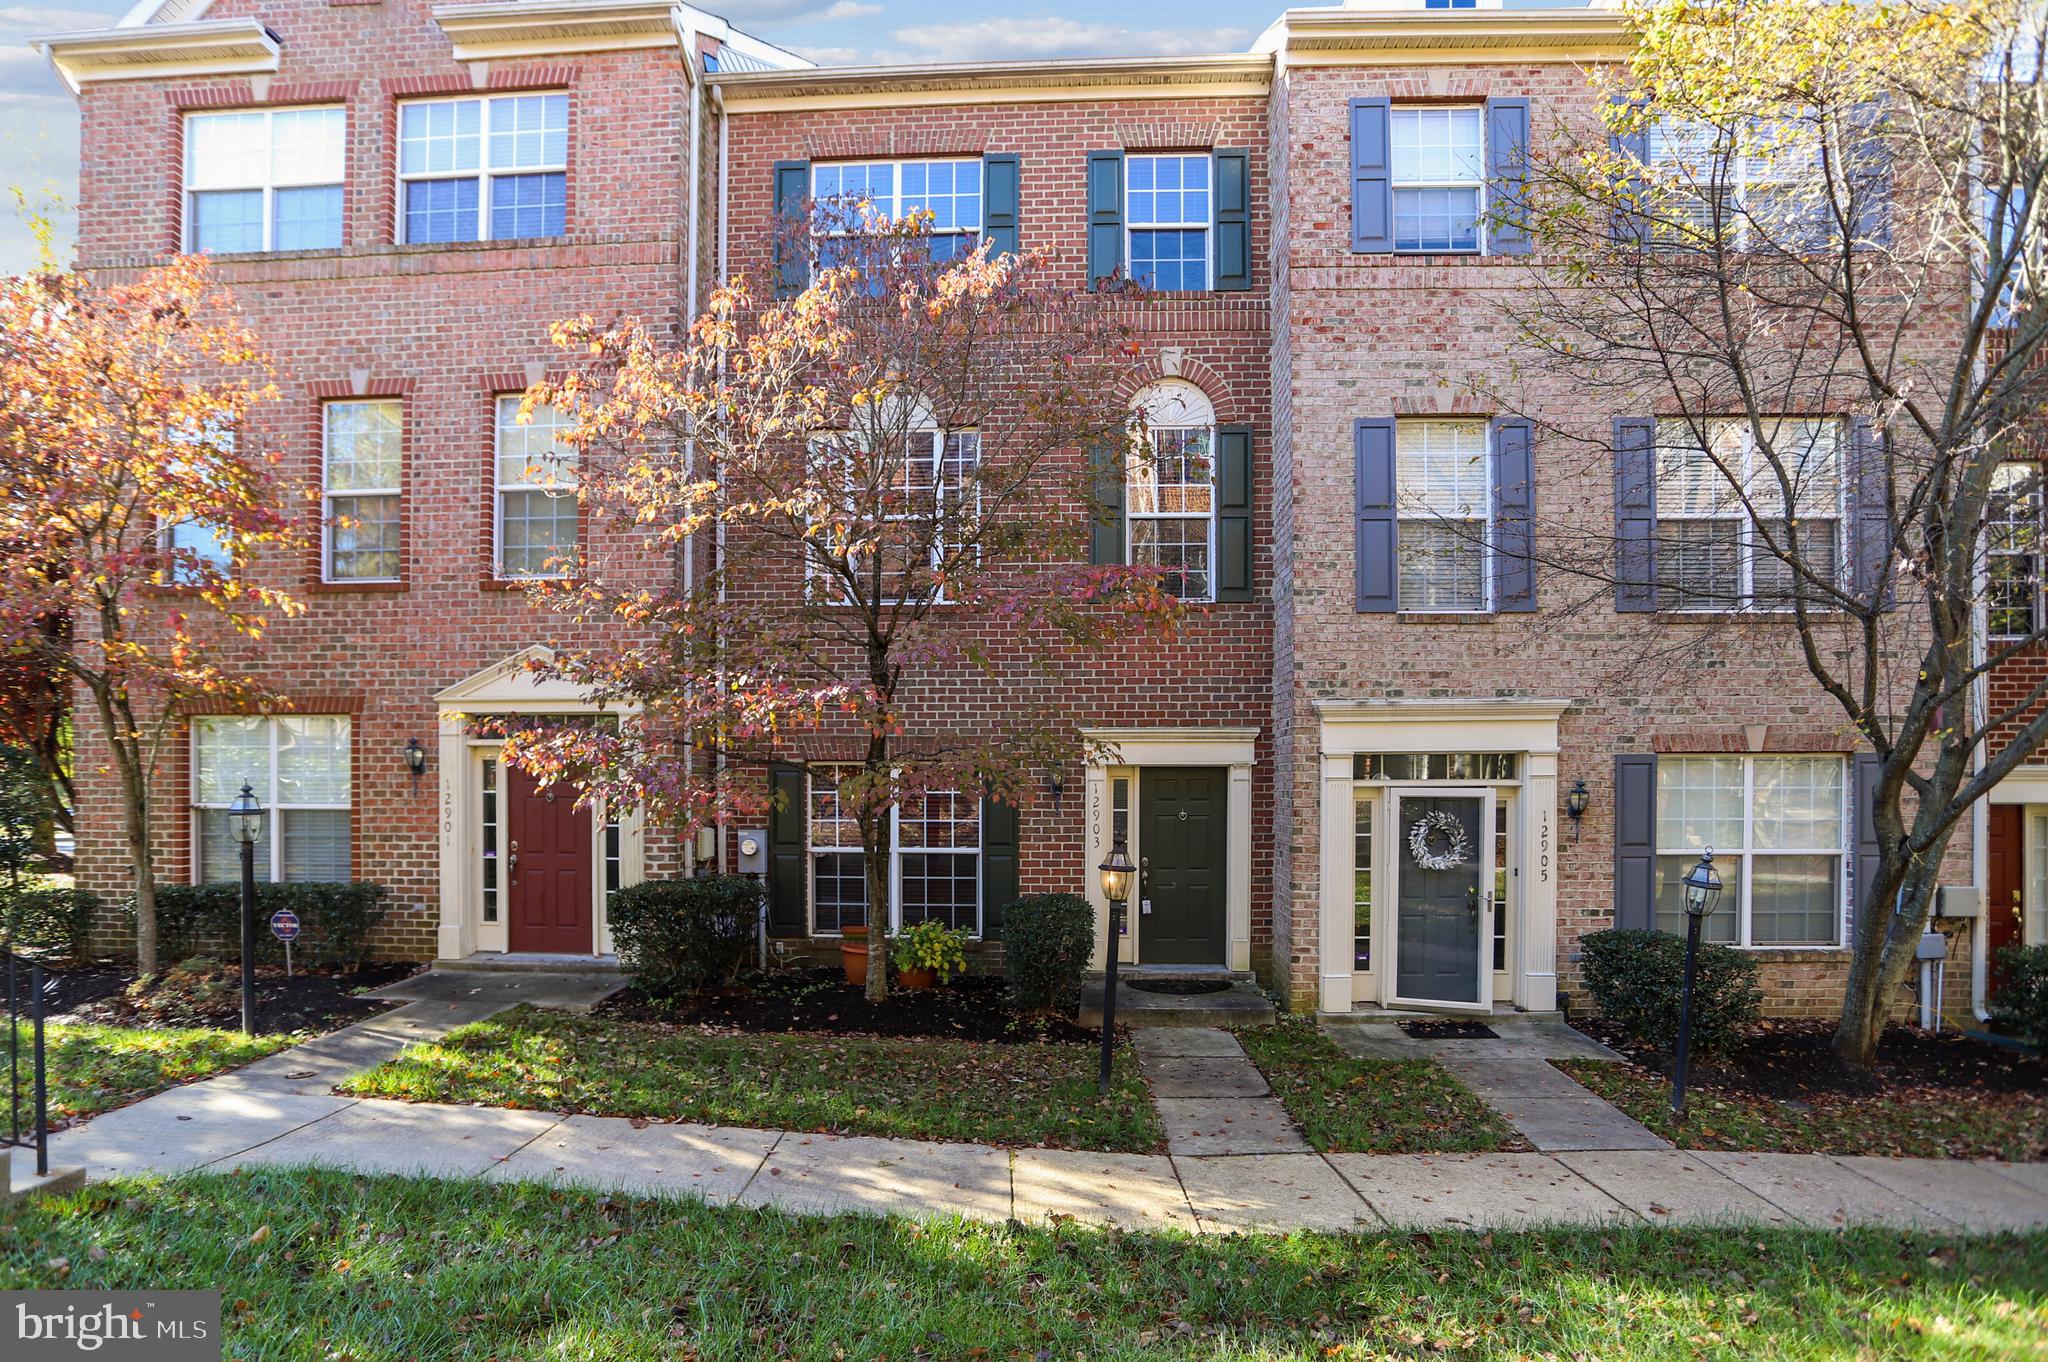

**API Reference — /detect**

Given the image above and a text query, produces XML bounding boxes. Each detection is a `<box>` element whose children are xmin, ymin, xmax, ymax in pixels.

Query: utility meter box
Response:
<box><xmin>1935</xmin><ymin>885</ymin><xmax>1981</xmax><ymax>920</ymax></box>
<box><xmin>735</xmin><ymin>829</ymin><xmax>768</xmax><ymax>876</ymax></box>
<box><xmin>1915</xmin><ymin>930</ymin><xmax>1949</xmax><ymax>961</ymax></box>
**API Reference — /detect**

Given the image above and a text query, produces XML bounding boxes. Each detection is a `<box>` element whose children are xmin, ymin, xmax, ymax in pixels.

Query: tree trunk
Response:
<box><xmin>1832</xmin><ymin>856</ymin><xmax>1942</xmax><ymax>1066</ymax></box>
<box><xmin>91</xmin><ymin>684</ymin><xmax>158</xmax><ymax>974</ymax></box>
<box><xmin>861</xmin><ymin>812</ymin><xmax>890</xmax><ymax>1004</ymax></box>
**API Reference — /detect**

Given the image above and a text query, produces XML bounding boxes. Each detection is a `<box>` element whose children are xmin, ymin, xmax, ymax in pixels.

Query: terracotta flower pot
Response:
<box><xmin>897</xmin><ymin>966</ymin><xmax>937</xmax><ymax>990</ymax></box>
<box><xmin>839</xmin><ymin>925</ymin><xmax>869</xmax><ymax>986</ymax></box>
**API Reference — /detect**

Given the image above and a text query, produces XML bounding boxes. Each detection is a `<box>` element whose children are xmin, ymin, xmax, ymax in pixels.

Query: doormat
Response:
<box><xmin>1399</xmin><ymin>1019</ymin><xmax>1498</xmax><ymax>1040</ymax></box>
<box><xmin>1127</xmin><ymin>978</ymin><xmax>1234</xmax><ymax>996</ymax></box>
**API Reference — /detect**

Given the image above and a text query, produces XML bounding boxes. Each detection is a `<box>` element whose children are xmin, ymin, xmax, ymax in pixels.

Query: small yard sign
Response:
<box><xmin>270</xmin><ymin>909</ymin><xmax>300</xmax><ymax>977</ymax></box>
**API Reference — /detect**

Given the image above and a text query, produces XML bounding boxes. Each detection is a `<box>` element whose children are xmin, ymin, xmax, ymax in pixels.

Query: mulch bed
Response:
<box><xmin>41</xmin><ymin>960</ymin><xmax>421</xmax><ymax>1036</ymax></box>
<box><xmin>595</xmin><ymin>967</ymin><xmax>1096</xmax><ymax>1044</ymax></box>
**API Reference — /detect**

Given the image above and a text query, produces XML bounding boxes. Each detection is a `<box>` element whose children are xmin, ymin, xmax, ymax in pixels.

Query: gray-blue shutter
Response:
<box><xmin>1485</xmin><ymin>97</ymin><xmax>1532</xmax><ymax>255</ymax></box>
<box><xmin>1609</xmin><ymin>102</ymin><xmax>1648</xmax><ymax>243</ymax></box>
<box><xmin>1847</xmin><ymin>101</ymin><xmax>1889</xmax><ymax>247</ymax></box>
<box><xmin>772</xmin><ymin>160</ymin><xmax>810</xmax><ymax>298</ymax></box>
<box><xmin>1851</xmin><ymin>751</ymin><xmax>1884</xmax><ymax>938</ymax></box>
<box><xmin>1350</xmin><ymin>97</ymin><xmax>1393</xmax><ymax>253</ymax></box>
<box><xmin>1491</xmin><ymin>416</ymin><xmax>1536</xmax><ymax>612</ymax></box>
<box><xmin>1088</xmin><ymin>438</ymin><xmax>1125</xmax><ymax>565</ymax></box>
<box><xmin>982</xmin><ymin>153</ymin><xmax>1020</xmax><ymax>257</ymax></box>
<box><xmin>1613</xmin><ymin>753</ymin><xmax>1658</xmax><ymax>930</ymax></box>
<box><xmin>1216</xmin><ymin>425</ymin><xmax>1253</xmax><ymax>601</ymax></box>
<box><xmin>1614</xmin><ymin>416</ymin><xmax>1658</xmax><ymax>612</ymax></box>
<box><xmin>1355</xmin><ymin>418</ymin><xmax>1397</xmax><ymax>611</ymax></box>
<box><xmin>1849</xmin><ymin>418</ymin><xmax>1894</xmax><ymax>609</ymax></box>
<box><xmin>1213</xmin><ymin>148</ymin><xmax>1252</xmax><ymax>290</ymax></box>
<box><xmin>1087</xmin><ymin>151</ymin><xmax>1124</xmax><ymax>288</ymax></box>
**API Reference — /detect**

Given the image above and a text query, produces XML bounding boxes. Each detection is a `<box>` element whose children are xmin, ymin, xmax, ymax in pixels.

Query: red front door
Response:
<box><xmin>506</xmin><ymin>765</ymin><xmax>594</xmax><ymax>954</ymax></box>
<box><xmin>1988</xmin><ymin>804</ymin><xmax>2025</xmax><ymax>1001</ymax></box>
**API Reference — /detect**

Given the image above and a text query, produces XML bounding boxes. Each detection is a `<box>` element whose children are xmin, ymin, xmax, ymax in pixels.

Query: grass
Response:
<box><xmin>1239</xmin><ymin>1019</ymin><xmax>1524</xmax><ymax>1154</ymax></box>
<box><xmin>1559</xmin><ymin>1058</ymin><xmax>2048</xmax><ymax>1161</ymax></box>
<box><xmin>6</xmin><ymin>1020</ymin><xmax>289</xmax><ymax>1131</ymax></box>
<box><xmin>3</xmin><ymin>1171</ymin><xmax>2044</xmax><ymax>1360</ymax></box>
<box><xmin>339</xmin><ymin>1004</ymin><xmax>1163</xmax><ymax>1152</ymax></box>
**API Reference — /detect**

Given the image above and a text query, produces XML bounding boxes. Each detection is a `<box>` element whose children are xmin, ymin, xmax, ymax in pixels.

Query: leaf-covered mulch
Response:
<box><xmin>596</xmin><ymin>966</ymin><xmax>1094</xmax><ymax>1044</ymax></box>
<box><xmin>1239</xmin><ymin>1018</ymin><xmax>1526</xmax><ymax>1154</ymax></box>
<box><xmin>1559</xmin><ymin>1020</ymin><xmax>2048</xmax><ymax>1160</ymax></box>
<box><xmin>341</xmin><ymin>1004</ymin><xmax>1162</xmax><ymax>1151</ymax></box>
<box><xmin>57</xmin><ymin>959</ymin><xmax>418</xmax><ymax>1035</ymax></box>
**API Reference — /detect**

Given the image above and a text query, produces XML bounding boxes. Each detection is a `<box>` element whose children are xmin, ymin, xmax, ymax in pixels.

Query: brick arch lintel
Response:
<box><xmin>1114</xmin><ymin>352</ymin><xmax>1238</xmax><ymax>422</ymax></box>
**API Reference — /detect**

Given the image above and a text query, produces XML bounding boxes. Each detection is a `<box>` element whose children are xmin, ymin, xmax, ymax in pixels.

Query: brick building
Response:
<box><xmin>33</xmin><ymin>0</ymin><xmax>2031</xmax><ymax>1018</ymax></box>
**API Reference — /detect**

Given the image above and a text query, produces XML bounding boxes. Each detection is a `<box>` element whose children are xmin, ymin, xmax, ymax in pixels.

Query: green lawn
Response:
<box><xmin>3</xmin><ymin>1171</ymin><xmax>2043</xmax><ymax>1360</ymax></box>
<box><xmin>6</xmin><ymin>1021</ymin><xmax>289</xmax><ymax>1131</ymax></box>
<box><xmin>339</xmin><ymin>1005</ymin><xmax>1163</xmax><ymax>1152</ymax></box>
<box><xmin>1559</xmin><ymin>1059</ymin><xmax>2048</xmax><ymax>1162</ymax></box>
<box><xmin>1239</xmin><ymin>1019</ymin><xmax>1524</xmax><ymax>1153</ymax></box>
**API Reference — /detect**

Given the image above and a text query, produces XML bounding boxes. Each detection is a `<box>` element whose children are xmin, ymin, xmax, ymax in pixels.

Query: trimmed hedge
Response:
<box><xmin>125</xmin><ymin>881</ymin><xmax>390</xmax><ymax>969</ymax></box>
<box><xmin>1989</xmin><ymin>944</ymin><xmax>2048</xmax><ymax>1048</ymax></box>
<box><xmin>1579</xmin><ymin>928</ymin><xmax>1761</xmax><ymax>1057</ymax></box>
<box><xmin>609</xmin><ymin>874</ymin><xmax>760</xmax><ymax>998</ymax></box>
<box><xmin>1001</xmin><ymin>892</ymin><xmax>1095</xmax><ymax>1015</ymax></box>
<box><xmin>0</xmin><ymin>886</ymin><xmax>101</xmax><ymax>961</ymax></box>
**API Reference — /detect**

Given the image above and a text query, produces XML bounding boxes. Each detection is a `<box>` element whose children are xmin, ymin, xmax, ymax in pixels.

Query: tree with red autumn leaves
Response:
<box><xmin>503</xmin><ymin>211</ymin><xmax>1185</xmax><ymax>1001</ymax></box>
<box><xmin>0</xmin><ymin>255</ymin><xmax>301</xmax><ymax>972</ymax></box>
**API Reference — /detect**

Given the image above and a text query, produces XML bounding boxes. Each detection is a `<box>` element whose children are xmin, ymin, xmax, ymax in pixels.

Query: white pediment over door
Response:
<box><xmin>434</xmin><ymin>646</ymin><xmax>611</xmax><ymax>713</ymax></box>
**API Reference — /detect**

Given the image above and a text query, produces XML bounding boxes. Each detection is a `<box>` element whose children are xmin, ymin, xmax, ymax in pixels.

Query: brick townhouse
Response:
<box><xmin>33</xmin><ymin>0</ymin><xmax>2031</xmax><ymax>1019</ymax></box>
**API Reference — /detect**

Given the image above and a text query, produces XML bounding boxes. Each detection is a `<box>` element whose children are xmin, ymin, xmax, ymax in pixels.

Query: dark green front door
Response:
<box><xmin>1139</xmin><ymin>767</ymin><xmax>1227</xmax><ymax>965</ymax></box>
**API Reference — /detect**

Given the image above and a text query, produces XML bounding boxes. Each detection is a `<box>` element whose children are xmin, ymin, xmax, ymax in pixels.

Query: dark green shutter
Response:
<box><xmin>1851</xmin><ymin>752</ymin><xmax>1883</xmax><ymax>938</ymax></box>
<box><xmin>981</xmin><ymin>796</ymin><xmax>1018</xmax><ymax>938</ymax></box>
<box><xmin>1212</xmin><ymin>148</ymin><xmax>1251</xmax><ymax>291</ymax></box>
<box><xmin>772</xmin><ymin>160</ymin><xmax>810</xmax><ymax>298</ymax></box>
<box><xmin>1086</xmin><ymin>150</ymin><xmax>1124</xmax><ymax>288</ymax></box>
<box><xmin>767</xmin><ymin>763</ymin><xmax>807</xmax><ymax>935</ymax></box>
<box><xmin>982</xmin><ymin>153</ymin><xmax>1020</xmax><ymax>257</ymax></box>
<box><xmin>1088</xmin><ymin>438</ymin><xmax>1125</xmax><ymax>565</ymax></box>
<box><xmin>1215</xmin><ymin>425</ymin><xmax>1252</xmax><ymax>601</ymax></box>
<box><xmin>1613</xmin><ymin>754</ymin><xmax>1657</xmax><ymax>929</ymax></box>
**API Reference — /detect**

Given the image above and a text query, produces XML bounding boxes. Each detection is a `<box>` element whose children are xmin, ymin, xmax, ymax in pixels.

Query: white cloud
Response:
<box><xmin>820</xmin><ymin>1</ymin><xmax>881</xmax><ymax>18</ymax></box>
<box><xmin>705</xmin><ymin>0</ymin><xmax>880</xmax><ymax>20</ymax></box>
<box><xmin>887</xmin><ymin>17</ymin><xmax>1251</xmax><ymax>62</ymax></box>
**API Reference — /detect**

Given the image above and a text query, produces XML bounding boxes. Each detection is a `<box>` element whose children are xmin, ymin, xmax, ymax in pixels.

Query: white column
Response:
<box><xmin>435</xmin><ymin>710</ymin><xmax>473</xmax><ymax>961</ymax></box>
<box><xmin>1228</xmin><ymin>762</ymin><xmax>1253</xmax><ymax>972</ymax></box>
<box><xmin>1519</xmin><ymin>750</ymin><xmax>1560</xmax><ymax>1012</ymax></box>
<box><xmin>1319</xmin><ymin>751</ymin><xmax>1355</xmax><ymax>1012</ymax></box>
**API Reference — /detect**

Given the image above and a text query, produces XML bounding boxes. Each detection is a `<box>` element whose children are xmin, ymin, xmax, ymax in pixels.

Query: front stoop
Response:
<box><xmin>2</xmin><ymin>1147</ymin><xmax>85</xmax><ymax>1204</ymax></box>
<box><xmin>434</xmin><ymin>953</ymin><xmax>623</xmax><ymax>975</ymax></box>
<box><xmin>1079</xmin><ymin>973</ymin><xmax>1275</xmax><ymax>1028</ymax></box>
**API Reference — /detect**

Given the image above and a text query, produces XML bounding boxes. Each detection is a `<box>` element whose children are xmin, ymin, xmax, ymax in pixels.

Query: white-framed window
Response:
<box><xmin>1655</xmin><ymin>417</ymin><xmax>1844</xmax><ymax>611</ymax></box>
<box><xmin>1655</xmin><ymin>754</ymin><xmax>1845</xmax><ymax>947</ymax></box>
<box><xmin>1396</xmin><ymin>419</ymin><xmax>1491</xmax><ymax>611</ymax></box>
<box><xmin>1127</xmin><ymin>379</ymin><xmax>1217</xmax><ymax>600</ymax></box>
<box><xmin>398</xmin><ymin>93</ymin><xmax>567</xmax><ymax>245</ymax></box>
<box><xmin>806</xmin><ymin>765</ymin><xmax>984</xmax><ymax>936</ymax></box>
<box><xmin>1391</xmin><ymin>107</ymin><xmax>1484</xmax><ymax>252</ymax></box>
<box><xmin>810</xmin><ymin>424</ymin><xmax>981</xmax><ymax>606</ymax></box>
<box><xmin>157</xmin><ymin>421</ymin><xmax>236</xmax><ymax>586</ymax></box>
<box><xmin>1988</xmin><ymin>462</ymin><xmax>2043</xmax><ymax>640</ymax></box>
<box><xmin>494</xmin><ymin>396</ymin><xmax>579</xmax><ymax>579</ymax></box>
<box><xmin>1127</xmin><ymin>153</ymin><xmax>1211</xmax><ymax>291</ymax></box>
<box><xmin>184</xmin><ymin>107</ymin><xmax>345</xmax><ymax>254</ymax></box>
<box><xmin>192</xmin><ymin>715</ymin><xmax>351</xmax><ymax>884</ymax></box>
<box><xmin>812</xmin><ymin>159</ymin><xmax>982</xmax><ymax>263</ymax></box>
<box><xmin>322</xmin><ymin>400</ymin><xmax>402</xmax><ymax>582</ymax></box>
<box><xmin>1644</xmin><ymin>116</ymin><xmax>1823</xmax><ymax>249</ymax></box>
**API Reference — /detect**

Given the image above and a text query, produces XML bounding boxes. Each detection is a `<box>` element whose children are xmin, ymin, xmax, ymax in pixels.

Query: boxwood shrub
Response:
<box><xmin>608</xmin><ymin>874</ymin><xmax>760</xmax><ymax>998</ymax></box>
<box><xmin>1001</xmin><ymin>892</ymin><xmax>1095</xmax><ymax>1015</ymax></box>
<box><xmin>1990</xmin><ymin>944</ymin><xmax>2048</xmax><ymax>1047</ymax></box>
<box><xmin>1578</xmin><ymin>927</ymin><xmax>1761</xmax><ymax>1057</ymax></box>
<box><xmin>0</xmin><ymin>885</ymin><xmax>102</xmax><ymax>961</ymax></box>
<box><xmin>128</xmin><ymin>881</ymin><xmax>390</xmax><ymax>969</ymax></box>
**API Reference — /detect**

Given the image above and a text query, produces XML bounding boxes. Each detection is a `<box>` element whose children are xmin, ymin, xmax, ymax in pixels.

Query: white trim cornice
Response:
<box><xmin>1314</xmin><ymin>697</ymin><xmax>1574</xmax><ymax>721</ymax></box>
<box><xmin>432</xmin><ymin>0</ymin><xmax>684</xmax><ymax>62</ymax></box>
<box><xmin>709</xmin><ymin>53</ymin><xmax>1272</xmax><ymax>111</ymax></box>
<box><xmin>34</xmin><ymin>18</ymin><xmax>277</xmax><ymax>95</ymax></box>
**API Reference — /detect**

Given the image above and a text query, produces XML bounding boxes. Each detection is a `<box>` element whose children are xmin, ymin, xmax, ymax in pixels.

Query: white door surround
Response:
<box><xmin>432</xmin><ymin>646</ymin><xmax>643</xmax><ymax>960</ymax></box>
<box><xmin>1081</xmin><ymin>727</ymin><xmax>1257</xmax><ymax>972</ymax></box>
<box><xmin>1316</xmin><ymin>697</ymin><xmax>1569</xmax><ymax>1015</ymax></box>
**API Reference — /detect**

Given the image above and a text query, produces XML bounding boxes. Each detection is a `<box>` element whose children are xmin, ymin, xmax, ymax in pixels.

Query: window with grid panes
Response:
<box><xmin>1654</xmin><ymin>418</ymin><xmax>1843</xmax><ymax>610</ymax></box>
<box><xmin>158</xmin><ymin>421</ymin><xmax>237</xmax><ymax>586</ymax></box>
<box><xmin>1654</xmin><ymin>755</ymin><xmax>1844</xmax><ymax>947</ymax></box>
<box><xmin>1396</xmin><ymin>420</ymin><xmax>1490</xmax><ymax>611</ymax></box>
<box><xmin>323</xmin><ymin>400</ymin><xmax>402</xmax><ymax>581</ymax></box>
<box><xmin>1644</xmin><ymin>116</ymin><xmax>1826</xmax><ymax>249</ymax></box>
<box><xmin>1988</xmin><ymin>463</ymin><xmax>2043</xmax><ymax>639</ymax></box>
<box><xmin>808</xmin><ymin>765</ymin><xmax>868</xmax><ymax>933</ymax></box>
<box><xmin>1126</xmin><ymin>154</ymin><xmax>1211</xmax><ymax>291</ymax></box>
<box><xmin>193</xmin><ymin>716</ymin><xmax>351</xmax><ymax>884</ymax></box>
<box><xmin>1353</xmin><ymin>796</ymin><xmax>1373</xmax><ymax>969</ymax></box>
<box><xmin>398</xmin><ymin>94</ymin><xmax>567</xmax><ymax>244</ymax></box>
<box><xmin>812</xmin><ymin>159</ymin><xmax>982</xmax><ymax>265</ymax></box>
<box><xmin>1391</xmin><ymin>108</ymin><xmax>1484</xmax><ymax>251</ymax></box>
<box><xmin>805</xmin><ymin>766</ymin><xmax>983</xmax><ymax>935</ymax></box>
<box><xmin>495</xmin><ymin>397</ymin><xmax>579</xmax><ymax>578</ymax></box>
<box><xmin>1127</xmin><ymin>380</ymin><xmax>1217</xmax><ymax>601</ymax></box>
<box><xmin>185</xmin><ymin>108</ymin><xmax>345</xmax><ymax>254</ymax></box>
<box><xmin>810</xmin><ymin>427</ymin><xmax>980</xmax><ymax>605</ymax></box>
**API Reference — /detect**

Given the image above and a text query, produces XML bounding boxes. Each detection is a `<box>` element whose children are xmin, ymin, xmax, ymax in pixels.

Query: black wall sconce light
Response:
<box><xmin>404</xmin><ymin>737</ymin><xmax>428</xmax><ymax>780</ymax></box>
<box><xmin>1048</xmin><ymin>772</ymin><xmax>1066</xmax><ymax>812</ymax></box>
<box><xmin>1565</xmin><ymin>779</ymin><xmax>1590</xmax><ymax>841</ymax></box>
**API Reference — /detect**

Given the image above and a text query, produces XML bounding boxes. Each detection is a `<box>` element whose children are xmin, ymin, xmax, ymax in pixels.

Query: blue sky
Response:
<box><xmin>0</xmin><ymin>0</ymin><xmax>1266</xmax><ymax>274</ymax></box>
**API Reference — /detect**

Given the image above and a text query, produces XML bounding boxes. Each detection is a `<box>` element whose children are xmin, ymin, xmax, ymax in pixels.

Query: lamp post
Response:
<box><xmin>1096</xmin><ymin>841</ymin><xmax>1134</xmax><ymax>1098</ymax></box>
<box><xmin>229</xmin><ymin>783</ymin><xmax>264</xmax><ymax>1036</ymax></box>
<box><xmin>1672</xmin><ymin>848</ymin><xmax>1723</xmax><ymax>1120</ymax></box>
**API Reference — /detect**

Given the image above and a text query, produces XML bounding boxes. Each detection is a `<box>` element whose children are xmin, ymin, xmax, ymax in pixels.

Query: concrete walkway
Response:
<box><xmin>1136</xmin><ymin>1028</ymin><xmax>1308</xmax><ymax>1156</ymax></box>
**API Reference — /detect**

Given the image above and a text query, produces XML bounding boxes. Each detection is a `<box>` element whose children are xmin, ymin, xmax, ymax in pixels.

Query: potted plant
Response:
<box><xmin>890</xmin><ymin>919</ymin><xmax>969</xmax><ymax>989</ymax></box>
<box><xmin>838</xmin><ymin>924</ymin><xmax>869</xmax><ymax>986</ymax></box>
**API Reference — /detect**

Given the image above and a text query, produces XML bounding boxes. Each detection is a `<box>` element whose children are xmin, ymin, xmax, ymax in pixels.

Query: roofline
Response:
<box><xmin>33</xmin><ymin>17</ymin><xmax>278</xmax><ymax>96</ymax></box>
<box><xmin>708</xmin><ymin>52</ymin><xmax>1274</xmax><ymax>108</ymax></box>
<box><xmin>1259</xmin><ymin>5</ymin><xmax>1631</xmax><ymax>60</ymax></box>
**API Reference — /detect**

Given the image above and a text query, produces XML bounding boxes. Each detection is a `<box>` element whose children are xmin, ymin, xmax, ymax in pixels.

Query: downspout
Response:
<box><xmin>1969</xmin><ymin>132</ymin><xmax>1992</xmax><ymax>1024</ymax></box>
<box><xmin>713</xmin><ymin>80</ymin><xmax>730</xmax><ymax>876</ymax></box>
<box><xmin>677</xmin><ymin>18</ymin><xmax>702</xmax><ymax>874</ymax></box>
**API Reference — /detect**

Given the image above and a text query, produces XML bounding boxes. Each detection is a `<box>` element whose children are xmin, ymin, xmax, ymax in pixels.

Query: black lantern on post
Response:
<box><xmin>1671</xmin><ymin>848</ymin><xmax>1723</xmax><ymax>1119</ymax></box>
<box><xmin>1096</xmin><ymin>841</ymin><xmax>1134</xmax><ymax>1098</ymax></box>
<box><xmin>229</xmin><ymin>783</ymin><xmax>264</xmax><ymax>1035</ymax></box>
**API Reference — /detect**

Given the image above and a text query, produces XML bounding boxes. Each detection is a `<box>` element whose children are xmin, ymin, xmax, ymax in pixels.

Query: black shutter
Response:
<box><xmin>1851</xmin><ymin>751</ymin><xmax>1884</xmax><ymax>940</ymax></box>
<box><xmin>767</xmin><ymin>763</ymin><xmax>807</xmax><ymax>935</ymax></box>
<box><xmin>1614</xmin><ymin>415</ymin><xmax>1658</xmax><ymax>612</ymax></box>
<box><xmin>981</xmin><ymin>796</ymin><xmax>1018</xmax><ymax>938</ymax></box>
<box><xmin>1087</xmin><ymin>150</ymin><xmax>1124</xmax><ymax>288</ymax></box>
<box><xmin>1485</xmin><ymin>97</ymin><xmax>1532</xmax><ymax>255</ymax></box>
<box><xmin>1491</xmin><ymin>416</ymin><xmax>1536</xmax><ymax>612</ymax></box>
<box><xmin>772</xmin><ymin>160</ymin><xmax>810</xmax><ymax>299</ymax></box>
<box><xmin>1088</xmin><ymin>438</ymin><xmax>1125</xmax><ymax>565</ymax></box>
<box><xmin>1216</xmin><ymin>424</ymin><xmax>1253</xmax><ymax>602</ymax></box>
<box><xmin>1350</xmin><ymin>97</ymin><xmax>1393</xmax><ymax>252</ymax></box>
<box><xmin>982</xmin><ymin>153</ymin><xmax>1020</xmax><ymax>257</ymax></box>
<box><xmin>1613</xmin><ymin>753</ymin><xmax>1658</xmax><ymax>929</ymax></box>
<box><xmin>1212</xmin><ymin>148</ymin><xmax>1252</xmax><ymax>290</ymax></box>
<box><xmin>1355</xmin><ymin>417</ymin><xmax>1398</xmax><ymax>611</ymax></box>
<box><xmin>1849</xmin><ymin>418</ymin><xmax>1894</xmax><ymax>609</ymax></box>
